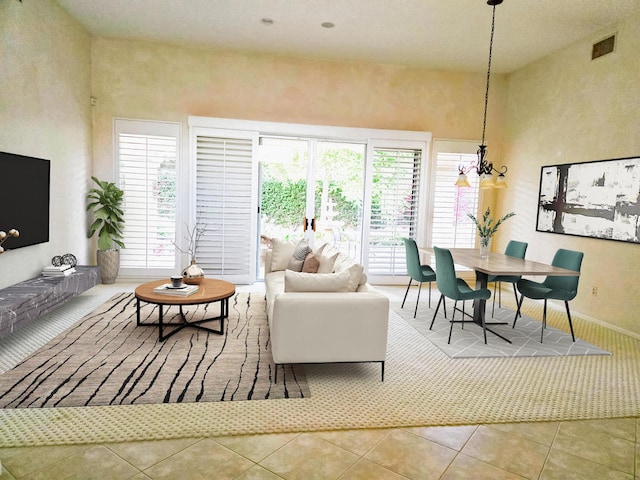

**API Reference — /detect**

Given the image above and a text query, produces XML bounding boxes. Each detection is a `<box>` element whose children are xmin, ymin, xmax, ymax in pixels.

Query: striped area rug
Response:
<box><xmin>0</xmin><ymin>292</ymin><xmax>308</xmax><ymax>408</ymax></box>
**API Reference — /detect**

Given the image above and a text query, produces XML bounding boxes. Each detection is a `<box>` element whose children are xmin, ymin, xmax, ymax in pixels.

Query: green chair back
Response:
<box><xmin>543</xmin><ymin>248</ymin><xmax>583</xmax><ymax>299</ymax></box>
<box><xmin>433</xmin><ymin>246</ymin><xmax>462</xmax><ymax>300</ymax></box>
<box><xmin>403</xmin><ymin>238</ymin><xmax>427</xmax><ymax>281</ymax></box>
<box><xmin>504</xmin><ymin>240</ymin><xmax>528</xmax><ymax>259</ymax></box>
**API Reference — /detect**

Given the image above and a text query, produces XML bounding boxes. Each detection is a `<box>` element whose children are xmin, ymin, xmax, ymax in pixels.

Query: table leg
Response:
<box><xmin>474</xmin><ymin>270</ymin><xmax>512</xmax><ymax>344</ymax></box>
<box><xmin>136</xmin><ymin>298</ymin><xmax>141</xmax><ymax>326</ymax></box>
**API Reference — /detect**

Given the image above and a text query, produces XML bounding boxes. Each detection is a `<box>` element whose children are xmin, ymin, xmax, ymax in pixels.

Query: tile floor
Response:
<box><xmin>1</xmin><ymin>284</ymin><xmax>638</xmax><ymax>479</ymax></box>
<box><xmin>0</xmin><ymin>417</ymin><xmax>638</xmax><ymax>479</ymax></box>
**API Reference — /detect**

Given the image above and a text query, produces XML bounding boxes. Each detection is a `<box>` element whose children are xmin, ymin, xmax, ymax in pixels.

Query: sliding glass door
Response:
<box><xmin>257</xmin><ymin>137</ymin><xmax>365</xmax><ymax>278</ymax></box>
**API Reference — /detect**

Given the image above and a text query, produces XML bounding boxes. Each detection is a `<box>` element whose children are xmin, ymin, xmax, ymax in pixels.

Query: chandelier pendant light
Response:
<box><xmin>456</xmin><ymin>0</ymin><xmax>507</xmax><ymax>189</ymax></box>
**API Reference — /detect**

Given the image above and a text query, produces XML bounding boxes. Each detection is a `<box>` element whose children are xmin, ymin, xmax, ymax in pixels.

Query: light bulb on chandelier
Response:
<box><xmin>456</xmin><ymin>0</ymin><xmax>508</xmax><ymax>189</ymax></box>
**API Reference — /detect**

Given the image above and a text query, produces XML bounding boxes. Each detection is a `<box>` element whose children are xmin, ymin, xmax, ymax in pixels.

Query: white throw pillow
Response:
<box><xmin>284</xmin><ymin>269</ymin><xmax>352</xmax><ymax>292</ymax></box>
<box><xmin>317</xmin><ymin>251</ymin><xmax>339</xmax><ymax>274</ymax></box>
<box><xmin>343</xmin><ymin>263</ymin><xmax>365</xmax><ymax>292</ymax></box>
<box><xmin>271</xmin><ymin>238</ymin><xmax>296</xmax><ymax>272</ymax></box>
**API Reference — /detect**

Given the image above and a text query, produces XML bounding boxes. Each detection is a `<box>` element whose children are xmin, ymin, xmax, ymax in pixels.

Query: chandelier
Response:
<box><xmin>456</xmin><ymin>0</ymin><xmax>507</xmax><ymax>189</ymax></box>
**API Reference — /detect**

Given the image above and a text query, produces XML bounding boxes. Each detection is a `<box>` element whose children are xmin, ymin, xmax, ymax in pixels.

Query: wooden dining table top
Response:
<box><xmin>419</xmin><ymin>247</ymin><xmax>580</xmax><ymax>277</ymax></box>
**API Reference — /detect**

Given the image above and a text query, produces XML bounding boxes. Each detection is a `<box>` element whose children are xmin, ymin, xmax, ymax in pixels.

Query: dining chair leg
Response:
<box><xmin>448</xmin><ymin>300</ymin><xmax>457</xmax><ymax>344</ymax></box>
<box><xmin>498</xmin><ymin>281</ymin><xmax>502</xmax><ymax>308</ymax></box>
<box><xmin>414</xmin><ymin>282</ymin><xmax>423</xmax><ymax>318</ymax></box>
<box><xmin>564</xmin><ymin>300</ymin><xmax>576</xmax><ymax>342</ymax></box>
<box><xmin>401</xmin><ymin>278</ymin><xmax>412</xmax><ymax>309</ymax></box>
<box><xmin>540</xmin><ymin>299</ymin><xmax>548</xmax><ymax>343</ymax></box>
<box><xmin>491</xmin><ymin>282</ymin><xmax>497</xmax><ymax>317</ymax></box>
<box><xmin>428</xmin><ymin>282</ymin><xmax>432</xmax><ymax>308</ymax></box>
<box><xmin>480</xmin><ymin>303</ymin><xmax>488</xmax><ymax>344</ymax></box>
<box><xmin>430</xmin><ymin>294</ymin><xmax>444</xmax><ymax>330</ymax></box>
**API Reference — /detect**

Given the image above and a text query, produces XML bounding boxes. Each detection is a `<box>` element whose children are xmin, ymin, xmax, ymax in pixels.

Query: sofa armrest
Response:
<box><xmin>270</xmin><ymin>292</ymin><xmax>389</xmax><ymax>364</ymax></box>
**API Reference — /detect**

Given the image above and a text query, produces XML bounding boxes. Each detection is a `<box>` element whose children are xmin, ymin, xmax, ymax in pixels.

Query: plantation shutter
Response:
<box><xmin>430</xmin><ymin>150</ymin><xmax>480</xmax><ymax>248</ymax></box>
<box><xmin>192</xmin><ymin>128</ymin><xmax>258</xmax><ymax>284</ymax></box>
<box><xmin>116</xmin><ymin>119</ymin><xmax>180</xmax><ymax>277</ymax></box>
<box><xmin>367</xmin><ymin>146</ymin><xmax>423</xmax><ymax>277</ymax></box>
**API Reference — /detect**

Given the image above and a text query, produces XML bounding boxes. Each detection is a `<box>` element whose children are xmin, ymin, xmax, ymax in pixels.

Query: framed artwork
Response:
<box><xmin>536</xmin><ymin>156</ymin><xmax>640</xmax><ymax>244</ymax></box>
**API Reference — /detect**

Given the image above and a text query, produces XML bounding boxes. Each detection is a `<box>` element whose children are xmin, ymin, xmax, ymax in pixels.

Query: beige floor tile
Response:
<box><xmin>487</xmin><ymin>421</ymin><xmax>559</xmax><ymax>446</ymax></box>
<box><xmin>540</xmin><ymin>448</ymin><xmax>633</xmax><ymax>480</ymax></box>
<box><xmin>440</xmin><ymin>453</ymin><xmax>527</xmax><ymax>480</ymax></box>
<box><xmin>143</xmin><ymin>438</ymin><xmax>254</xmax><ymax>480</ymax></box>
<box><xmin>403</xmin><ymin>425</ymin><xmax>477</xmax><ymax>451</ymax></box>
<box><xmin>310</xmin><ymin>428</ymin><xmax>391</xmax><ymax>456</ymax></box>
<box><xmin>259</xmin><ymin>433</ymin><xmax>359</xmax><ymax>480</ymax></box>
<box><xmin>553</xmin><ymin>420</ymin><xmax>636</xmax><ymax>474</ymax></box>
<box><xmin>235</xmin><ymin>465</ymin><xmax>285</xmax><ymax>480</ymax></box>
<box><xmin>0</xmin><ymin>461</ymin><xmax>16</xmax><ymax>480</ymax></box>
<box><xmin>129</xmin><ymin>474</ymin><xmax>152</xmax><ymax>480</ymax></box>
<box><xmin>18</xmin><ymin>445</ymin><xmax>140</xmax><ymax>480</ymax></box>
<box><xmin>0</xmin><ymin>444</ymin><xmax>88</xmax><ymax>478</ymax></box>
<box><xmin>214</xmin><ymin>432</ymin><xmax>299</xmax><ymax>463</ymax></box>
<box><xmin>339</xmin><ymin>458</ymin><xmax>408</xmax><ymax>479</ymax></box>
<box><xmin>562</xmin><ymin>418</ymin><xmax>637</xmax><ymax>442</ymax></box>
<box><xmin>106</xmin><ymin>437</ymin><xmax>201</xmax><ymax>470</ymax></box>
<box><xmin>364</xmin><ymin>428</ymin><xmax>457</xmax><ymax>480</ymax></box>
<box><xmin>461</xmin><ymin>425</ymin><xmax>548</xmax><ymax>479</ymax></box>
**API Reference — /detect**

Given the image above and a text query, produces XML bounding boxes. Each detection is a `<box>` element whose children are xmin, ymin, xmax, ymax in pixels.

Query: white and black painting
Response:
<box><xmin>536</xmin><ymin>156</ymin><xmax>640</xmax><ymax>244</ymax></box>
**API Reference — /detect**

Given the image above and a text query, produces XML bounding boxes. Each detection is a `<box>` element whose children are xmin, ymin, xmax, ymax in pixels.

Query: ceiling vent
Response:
<box><xmin>592</xmin><ymin>34</ymin><xmax>616</xmax><ymax>60</ymax></box>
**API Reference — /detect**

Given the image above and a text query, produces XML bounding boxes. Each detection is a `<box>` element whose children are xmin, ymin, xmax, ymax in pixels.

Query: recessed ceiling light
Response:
<box><xmin>321</xmin><ymin>22</ymin><xmax>335</xmax><ymax>29</ymax></box>
<box><xmin>261</xmin><ymin>18</ymin><xmax>274</xmax><ymax>25</ymax></box>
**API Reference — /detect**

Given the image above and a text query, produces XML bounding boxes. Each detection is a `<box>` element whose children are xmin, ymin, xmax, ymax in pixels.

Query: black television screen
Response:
<box><xmin>0</xmin><ymin>152</ymin><xmax>50</xmax><ymax>250</ymax></box>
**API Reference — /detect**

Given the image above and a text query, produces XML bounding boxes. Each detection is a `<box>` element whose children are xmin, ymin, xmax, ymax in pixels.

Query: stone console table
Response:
<box><xmin>0</xmin><ymin>266</ymin><xmax>101</xmax><ymax>338</ymax></box>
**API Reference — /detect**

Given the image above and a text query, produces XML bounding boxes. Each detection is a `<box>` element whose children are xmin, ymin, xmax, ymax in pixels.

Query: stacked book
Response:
<box><xmin>42</xmin><ymin>265</ymin><xmax>76</xmax><ymax>277</ymax></box>
<box><xmin>152</xmin><ymin>283</ymin><xmax>199</xmax><ymax>297</ymax></box>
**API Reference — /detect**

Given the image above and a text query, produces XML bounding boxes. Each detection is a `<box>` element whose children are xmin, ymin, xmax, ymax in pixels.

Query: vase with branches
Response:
<box><xmin>468</xmin><ymin>207</ymin><xmax>515</xmax><ymax>258</ymax></box>
<box><xmin>174</xmin><ymin>223</ymin><xmax>207</xmax><ymax>284</ymax></box>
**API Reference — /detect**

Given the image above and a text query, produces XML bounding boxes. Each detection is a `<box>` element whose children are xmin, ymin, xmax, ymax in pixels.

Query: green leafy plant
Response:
<box><xmin>86</xmin><ymin>176</ymin><xmax>125</xmax><ymax>250</ymax></box>
<box><xmin>468</xmin><ymin>207</ymin><xmax>515</xmax><ymax>238</ymax></box>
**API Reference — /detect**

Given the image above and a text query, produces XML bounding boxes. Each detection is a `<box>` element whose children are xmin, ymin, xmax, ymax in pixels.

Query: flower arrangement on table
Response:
<box><xmin>468</xmin><ymin>207</ymin><xmax>515</xmax><ymax>257</ymax></box>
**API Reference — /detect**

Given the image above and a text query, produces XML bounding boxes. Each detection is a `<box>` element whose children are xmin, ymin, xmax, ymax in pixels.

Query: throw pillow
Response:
<box><xmin>271</xmin><ymin>238</ymin><xmax>296</xmax><ymax>272</ymax></box>
<box><xmin>301</xmin><ymin>252</ymin><xmax>320</xmax><ymax>273</ymax></box>
<box><xmin>287</xmin><ymin>238</ymin><xmax>312</xmax><ymax>272</ymax></box>
<box><xmin>343</xmin><ymin>262</ymin><xmax>365</xmax><ymax>292</ymax></box>
<box><xmin>317</xmin><ymin>251</ymin><xmax>339</xmax><ymax>274</ymax></box>
<box><xmin>284</xmin><ymin>269</ymin><xmax>352</xmax><ymax>292</ymax></box>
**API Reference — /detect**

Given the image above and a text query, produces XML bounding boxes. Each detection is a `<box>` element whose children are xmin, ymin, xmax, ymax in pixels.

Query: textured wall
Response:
<box><xmin>90</xmin><ymin>37</ymin><xmax>506</xmax><ymax>182</ymax></box>
<box><xmin>499</xmin><ymin>12</ymin><xmax>640</xmax><ymax>334</ymax></box>
<box><xmin>0</xmin><ymin>0</ymin><xmax>93</xmax><ymax>288</ymax></box>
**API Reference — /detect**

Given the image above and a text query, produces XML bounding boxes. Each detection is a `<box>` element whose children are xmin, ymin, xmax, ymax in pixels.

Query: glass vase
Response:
<box><xmin>479</xmin><ymin>236</ymin><xmax>492</xmax><ymax>259</ymax></box>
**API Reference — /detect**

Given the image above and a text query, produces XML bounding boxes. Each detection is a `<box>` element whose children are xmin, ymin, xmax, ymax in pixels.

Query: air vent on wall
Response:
<box><xmin>592</xmin><ymin>34</ymin><xmax>616</xmax><ymax>60</ymax></box>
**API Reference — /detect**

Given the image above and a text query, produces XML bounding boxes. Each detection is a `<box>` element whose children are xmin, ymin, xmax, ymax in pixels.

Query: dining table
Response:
<box><xmin>419</xmin><ymin>247</ymin><xmax>581</xmax><ymax>343</ymax></box>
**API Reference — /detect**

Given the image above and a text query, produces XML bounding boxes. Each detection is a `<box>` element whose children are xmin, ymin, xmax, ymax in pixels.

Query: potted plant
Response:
<box><xmin>86</xmin><ymin>176</ymin><xmax>125</xmax><ymax>284</ymax></box>
<box><xmin>468</xmin><ymin>207</ymin><xmax>515</xmax><ymax>258</ymax></box>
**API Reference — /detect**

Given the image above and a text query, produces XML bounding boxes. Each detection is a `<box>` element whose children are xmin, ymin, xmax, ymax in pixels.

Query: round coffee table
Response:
<box><xmin>135</xmin><ymin>278</ymin><xmax>236</xmax><ymax>341</ymax></box>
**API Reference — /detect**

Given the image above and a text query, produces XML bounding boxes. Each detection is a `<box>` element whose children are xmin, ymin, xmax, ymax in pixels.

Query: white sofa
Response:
<box><xmin>264</xmin><ymin>239</ymin><xmax>389</xmax><ymax>382</ymax></box>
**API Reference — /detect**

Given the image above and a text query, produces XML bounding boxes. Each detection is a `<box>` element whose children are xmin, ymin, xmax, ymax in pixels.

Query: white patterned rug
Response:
<box><xmin>396</xmin><ymin>298</ymin><xmax>611</xmax><ymax>358</ymax></box>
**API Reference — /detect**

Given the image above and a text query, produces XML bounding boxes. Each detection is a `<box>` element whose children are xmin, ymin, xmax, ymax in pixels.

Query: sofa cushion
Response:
<box><xmin>301</xmin><ymin>253</ymin><xmax>320</xmax><ymax>273</ymax></box>
<box><xmin>287</xmin><ymin>238</ymin><xmax>311</xmax><ymax>272</ymax></box>
<box><xmin>284</xmin><ymin>269</ymin><xmax>352</xmax><ymax>292</ymax></box>
<box><xmin>271</xmin><ymin>238</ymin><xmax>296</xmax><ymax>272</ymax></box>
<box><xmin>317</xmin><ymin>251</ymin><xmax>339</xmax><ymax>274</ymax></box>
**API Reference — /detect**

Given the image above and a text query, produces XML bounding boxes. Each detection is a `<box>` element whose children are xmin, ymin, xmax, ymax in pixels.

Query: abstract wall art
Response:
<box><xmin>536</xmin><ymin>156</ymin><xmax>640</xmax><ymax>244</ymax></box>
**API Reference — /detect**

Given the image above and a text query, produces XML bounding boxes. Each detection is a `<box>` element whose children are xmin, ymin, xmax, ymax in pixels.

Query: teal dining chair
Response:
<box><xmin>401</xmin><ymin>238</ymin><xmax>437</xmax><ymax>318</ymax></box>
<box><xmin>429</xmin><ymin>246</ymin><xmax>492</xmax><ymax>344</ymax></box>
<box><xmin>489</xmin><ymin>240</ymin><xmax>528</xmax><ymax>317</ymax></box>
<box><xmin>514</xmin><ymin>248</ymin><xmax>583</xmax><ymax>343</ymax></box>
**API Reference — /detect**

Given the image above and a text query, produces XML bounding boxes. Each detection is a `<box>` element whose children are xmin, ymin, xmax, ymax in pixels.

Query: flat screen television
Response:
<box><xmin>0</xmin><ymin>152</ymin><xmax>50</xmax><ymax>250</ymax></box>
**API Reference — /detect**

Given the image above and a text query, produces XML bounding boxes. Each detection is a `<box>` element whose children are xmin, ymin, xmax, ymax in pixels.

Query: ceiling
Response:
<box><xmin>57</xmin><ymin>0</ymin><xmax>640</xmax><ymax>74</ymax></box>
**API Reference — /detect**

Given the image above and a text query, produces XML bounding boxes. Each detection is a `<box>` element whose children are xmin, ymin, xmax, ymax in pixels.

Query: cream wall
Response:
<box><xmin>499</xmin><ymin>12</ymin><xmax>640</xmax><ymax>334</ymax></box>
<box><xmin>0</xmin><ymin>0</ymin><xmax>92</xmax><ymax>289</ymax></box>
<box><xmin>90</xmin><ymin>37</ymin><xmax>505</xmax><ymax>183</ymax></box>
